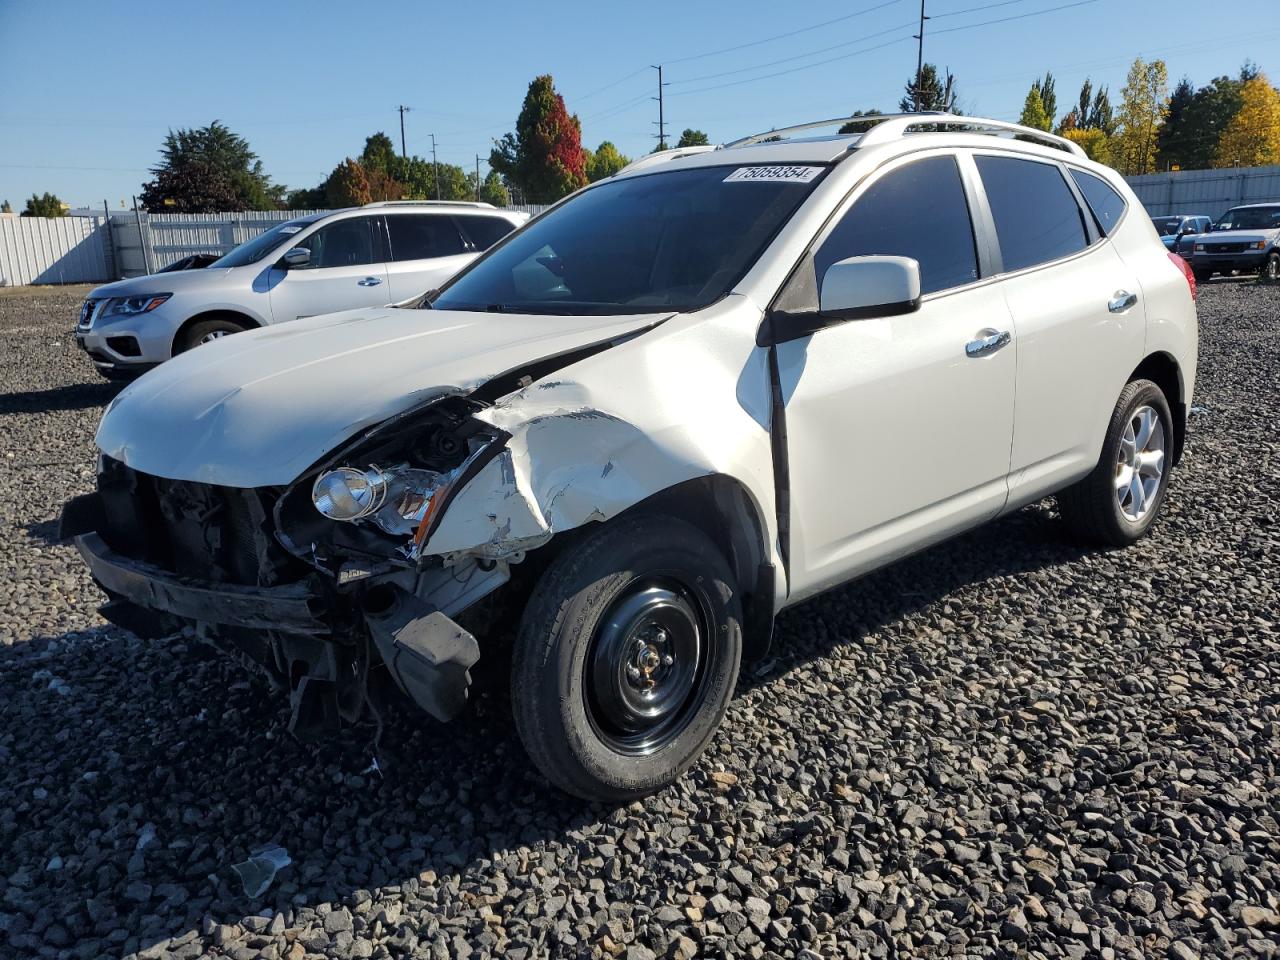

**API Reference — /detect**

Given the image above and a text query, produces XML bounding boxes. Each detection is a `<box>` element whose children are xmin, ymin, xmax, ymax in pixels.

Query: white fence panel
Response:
<box><xmin>1126</xmin><ymin>165</ymin><xmax>1280</xmax><ymax>218</ymax></box>
<box><xmin>0</xmin><ymin>216</ymin><xmax>112</xmax><ymax>286</ymax></box>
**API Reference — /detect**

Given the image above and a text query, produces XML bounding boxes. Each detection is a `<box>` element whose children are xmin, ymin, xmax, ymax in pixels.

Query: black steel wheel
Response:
<box><xmin>512</xmin><ymin>515</ymin><xmax>743</xmax><ymax>802</ymax></box>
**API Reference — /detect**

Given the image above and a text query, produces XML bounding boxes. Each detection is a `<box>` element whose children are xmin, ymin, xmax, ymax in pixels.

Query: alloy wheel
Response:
<box><xmin>1115</xmin><ymin>405</ymin><xmax>1165</xmax><ymax>522</ymax></box>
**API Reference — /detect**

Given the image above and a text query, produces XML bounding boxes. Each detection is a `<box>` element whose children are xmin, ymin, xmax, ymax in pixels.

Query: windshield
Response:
<box><xmin>209</xmin><ymin>218</ymin><xmax>316</xmax><ymax>268</ymax></box>
<box><xmin>1151</xmin><ymin>217</ymin><xmax>1183</xmax><ymax>236</ymax></box>
<box><xmin>1215</xmin><ymin>207</ymin><xmax>1280</xmax><ymax>231</ymax></box>
<box><xmin>432</xmin><ymin>165</ymin><xmax>824</xmax><ymax>315</ymax></box>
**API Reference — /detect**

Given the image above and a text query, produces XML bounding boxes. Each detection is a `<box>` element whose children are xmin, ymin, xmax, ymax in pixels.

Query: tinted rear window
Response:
<box><xmin>1070</xmin><ymin>169</ymin><xmax>1127</xmax><ymax>236</ymax></box>
<box><xmin>387</xmin><ymin>215</ymin><xmax>466</xmax><ymax>261</ymax></box>
<box><xmin>976</xmin><ymin>156</ymin><xmax>1088</xmax><ymax>272</ymax></box>
<box><xmin>462</xmin><ymin>216</ymin><xmax>518</xmax><ymax>250</ymax></box>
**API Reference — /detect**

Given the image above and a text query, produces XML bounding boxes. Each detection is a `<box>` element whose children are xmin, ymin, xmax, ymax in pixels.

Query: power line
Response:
<box><xmin>665</xmin><ymin>0</ymin><xmax>906</xmax><ymax>64</ymax></box>
<box><xmin>929</xmin><ymin>0</ymin><xmax>1099</xmax><ymax>37</ymax></box>
<box><xmin>667</xmin><ymin>0</ymin><xmax>1103</xmax><ymax>100</ymax></box>
<box><xmin>668</xmin><ymin>35</ymin><xmax>915</xmax><ymax>98</ymax></box>
<box><xmin>667</xmin><ymin>20</ymin><xmax>918</xmax><ymax>86</ymax></box>
<box><xmin>571</xmin><ymin>66</ymin><xmax>653</xmax><ymax>103</ymax></box>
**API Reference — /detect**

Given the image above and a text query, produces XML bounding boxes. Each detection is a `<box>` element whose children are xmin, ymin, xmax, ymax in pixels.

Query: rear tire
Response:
<box><xmin>1263</xmin><ymin>251</ymin><xmax>1280</xmax><ymax>283</ymax></box>
<box><xmin>1193</xmin><ymin>269</ymin><xmax>1213</xmax><ymax>285</ymax></box>
<box><xmin>175</xmin><ymin>316</ymin><xmax>249</xmax><ymax>354</ymax></box>
<box><xmin>511</xmin><ymin>515</ymin><xmax>742</xmax><ymax>802</ymax></box>
<box><xmin>1058</xmin><ymin>379</ymin><xmax>1174</xmax><ymax>547</ymax></box>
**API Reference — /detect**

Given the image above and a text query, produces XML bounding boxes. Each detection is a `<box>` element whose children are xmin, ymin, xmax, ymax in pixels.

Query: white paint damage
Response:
<box><xmin>95</xmin><ymin>305</ymin><xmax>670</xmax><ymax>488</ymax></box>
<box><xmin>422</xmin><ymin>296</ymin><xmax>783</xmax><ymax>583</ymax></box>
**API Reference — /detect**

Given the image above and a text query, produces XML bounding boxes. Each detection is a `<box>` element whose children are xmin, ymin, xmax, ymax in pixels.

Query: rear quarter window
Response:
<box><xmin>1069</xmin><ymin>168</ymin><xmax>1127</xmax><ymax>236</ymax></box>
<box><xmin>461</xmin><ymin>216</ymin><xmax>519</xmax><ymax>251</ymax></box>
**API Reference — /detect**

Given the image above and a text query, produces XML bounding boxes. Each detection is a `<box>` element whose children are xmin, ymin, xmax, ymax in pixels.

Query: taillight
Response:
<box><xmin>1168</xmin><ymin>252</ymin><xmax>1196</xmax><ymax>300</ymax></box>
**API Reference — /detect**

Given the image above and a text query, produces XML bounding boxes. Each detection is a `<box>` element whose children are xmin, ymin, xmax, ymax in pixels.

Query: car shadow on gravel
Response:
<box><xmin>0</xmin><ymin>500</ymin><xmax>1093</xmax><ymax>955</ymax></box>
<box><xmin>0</xmin><ymin>380</ymin><xmax>123</xmax><ymax>416</ymax></box>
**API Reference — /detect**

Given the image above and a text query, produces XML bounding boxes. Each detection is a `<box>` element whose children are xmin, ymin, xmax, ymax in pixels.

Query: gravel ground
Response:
<box><xmin>1</xmin><ymin>280</ymin><xmax>1278</xmax><ymax>960</ymax></box>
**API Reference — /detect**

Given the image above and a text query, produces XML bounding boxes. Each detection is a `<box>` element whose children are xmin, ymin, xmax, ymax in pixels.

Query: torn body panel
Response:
<box><xmin>422</xmin><ymin>296</ymin><xmax>787</xmax><ymax>611</ymax></box>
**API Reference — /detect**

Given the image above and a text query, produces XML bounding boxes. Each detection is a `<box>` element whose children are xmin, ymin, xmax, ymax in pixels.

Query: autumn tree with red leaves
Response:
<box><xmin>490</xmin><ymin>75</ymin><xmax>589</xmax><ymax>202</ymax></box>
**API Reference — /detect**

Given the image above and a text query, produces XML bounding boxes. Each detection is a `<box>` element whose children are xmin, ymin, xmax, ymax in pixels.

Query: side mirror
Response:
<box><xmin>819</xmin><ymin>255</ymin><xmax>921</xmax><ymax>321</ymax></box>
<box><xmin>760</xmin><ymin>256</ymin><xmax>922</xmax><ymax>346</ymax></box>
<box><xmin>281</xmin><ymin>247</ymin><xmax>311</xmax><ymax>269</ymax></box>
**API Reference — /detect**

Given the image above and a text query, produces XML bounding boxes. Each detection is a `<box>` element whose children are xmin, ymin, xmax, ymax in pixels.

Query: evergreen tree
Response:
<box><xmin>140</xmin><ymin>121</ymin><xmax>279</xmax><ymax>211</ymax></box>
<box><xmin>491</xmin><ymin>75</ymin><xmax>590</xmax><ymax>202</ymax></box>
<box><xmin>675</xmin><ymin>129</ymin><xmax>710</xmax><ymax>147</ymax></box>
<box><xmin>1156</xmin><ymin>78</ymin><xmax>1196</xmax><ymax>170</ymax></box>
<box><xmin>1019</xmin><ymin>86</ymin><xmax>1052</xmax><ymax>131</ymax></box>
<box><xmin>899</xmin><ymin>64</ymin><xmax>957</xmax><ymax>113</ymax></box>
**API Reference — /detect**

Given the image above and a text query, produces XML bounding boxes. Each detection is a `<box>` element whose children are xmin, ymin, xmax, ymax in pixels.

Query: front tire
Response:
<box><xmin>1058</xmin><ymin>379</ymin><xmax>1174</xmax><ymax>546</ymax></box>
<box><xmin>512</xmin><ymin>515</ymin><xmax>742</xmax><ymax>802</ymax></box>
<box><xmin>175</xmin><ymin>316</ymin><xmax>248</xmax><ymax>354</ymax></box>
<box><xmin>1193</xmin><ymin>269</ymin><xmax>1213</xmax><ymax>285</ymax></box>
<box><xmin>1263</xmin><ymin>251</ymin><xmax>1280</xmax><ymax>283</ymax></box>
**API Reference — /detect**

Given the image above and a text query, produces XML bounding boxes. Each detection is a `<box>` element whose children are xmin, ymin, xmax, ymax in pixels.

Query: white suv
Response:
<box><xmin>61</xmin><ymin>115</ymin><xmax>1198</xmax><ymax>801</ymax></box>
<box><xmin>74</xmin><ymin>201</ymin><xmax>528</xmax><ymax>379</ymax></box>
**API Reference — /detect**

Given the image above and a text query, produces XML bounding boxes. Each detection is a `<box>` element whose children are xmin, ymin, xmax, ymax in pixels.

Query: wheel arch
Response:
<box><xmin>1130</xmin><ymin>351</ymin><xmax>1186</xmax><ymax>466</ymax></box>
<box><xmin>171</xmin><ymin>309</ymin><xmax>260</xmax><ymax>354</ymax></box>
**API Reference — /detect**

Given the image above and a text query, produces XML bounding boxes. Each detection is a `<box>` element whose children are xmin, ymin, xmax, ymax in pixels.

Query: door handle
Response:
<box><xmin>357</xmin><ymin>276</ymin><xmax>383</xmax><ymax>287</ymax></box>
<box><xmin>1108</xmin><ymin>290</ymin><xmax>1138</xmax><ymax>313</ymax></box>
<box><xmin>965</xmin><ymin>329</ymin><xmax>1011</xmax><ymax>358</ymax></box>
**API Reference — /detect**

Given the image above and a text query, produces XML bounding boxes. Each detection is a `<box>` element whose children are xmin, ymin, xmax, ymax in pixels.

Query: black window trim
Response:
<box><xmin>1064</xmin><ymin>164</ymin><xmax>1130</xmax><ymax>239</ymax></box>
<box><xmin>384</xmin><ymin>211</ymin><xmax>470</xmax><ymax>262</ymax></box>
<box><xmin>968</xmin><ymin>148</ymin><xmax>1099</xmax><ymax>280</ymax></box>
<box><xmin>290</xmin><ymin>213</ymin><xmax>384</xmax><ymax>270</ymax></box>
<box><xmin>763</xmin><ymin>145</ymin><xmax>996</xmax><ymax>341</ymax></box>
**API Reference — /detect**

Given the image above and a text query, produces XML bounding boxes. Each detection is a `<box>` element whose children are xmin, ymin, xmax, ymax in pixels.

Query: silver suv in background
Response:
<box><xmin>75</xmin><ymin>202</ymin><xmax>528</xmax><ymax>379</ymax></box>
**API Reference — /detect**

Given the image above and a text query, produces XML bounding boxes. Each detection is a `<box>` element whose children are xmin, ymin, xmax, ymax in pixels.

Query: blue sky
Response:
<box><xmin>1</xmin><ymin>0</ymin><xmax>1276</xmax><ymax>209</ymax></box>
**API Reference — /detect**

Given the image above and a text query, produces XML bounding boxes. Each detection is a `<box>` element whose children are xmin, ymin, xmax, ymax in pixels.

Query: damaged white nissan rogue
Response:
<box><xmin>61</xmin><ymin>114</ymin><xmax>1198</xmax><ymax>801</ymax></box>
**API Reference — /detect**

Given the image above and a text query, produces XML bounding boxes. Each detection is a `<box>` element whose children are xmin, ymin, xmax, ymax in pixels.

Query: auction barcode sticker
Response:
<box><xmin>724</xmin><ymin>165</ymin><xmax>822</xmax><ymax>183</ymax></box>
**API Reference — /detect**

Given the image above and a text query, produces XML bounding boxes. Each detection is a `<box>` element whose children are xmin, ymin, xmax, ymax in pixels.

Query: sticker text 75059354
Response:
<box><xmin>723</xmin><ymin>166</ymin><xmax>822</xmax><ymax>184</ymax></box>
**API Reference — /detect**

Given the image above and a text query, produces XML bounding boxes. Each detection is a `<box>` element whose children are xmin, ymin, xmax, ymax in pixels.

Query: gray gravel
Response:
<box><xmin>1</xmin><ymin>279</ymin><xmax>1278</xmax><ymax>959</ymax></box>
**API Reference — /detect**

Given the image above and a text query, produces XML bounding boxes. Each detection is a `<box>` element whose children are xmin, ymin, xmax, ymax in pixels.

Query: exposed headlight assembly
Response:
<box><xmin>312</xmin><ymin>464</ymin><xmax>444</xmax><ymax>536</ymax></box>
<box><xmin>103</xmin><ymin>294</ymin><xmax>172</xmax><ymax>317</ymax></box>
<box><xmin>309</xmin><ymin>432</ymin><xmax>506</xmax><ymax>561</ymax></box>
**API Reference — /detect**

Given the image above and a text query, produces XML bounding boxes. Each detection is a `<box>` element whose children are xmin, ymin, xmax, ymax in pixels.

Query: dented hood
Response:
<box><xmin>96</xmin><ymin>305</ymin><xmax>668</xmax><ymax>487</ymax></box>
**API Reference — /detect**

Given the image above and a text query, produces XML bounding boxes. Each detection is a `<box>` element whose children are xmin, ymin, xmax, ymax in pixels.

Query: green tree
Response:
<box><xmin>899</xmin><ymin>64</ymin><xmax>957</xmax><ymax>113</ymax></box>
<box><xmin>1156</xmin><ymin>77</ymin><xmax>1196</xmax><ymax>170</ymax></box>
<box><xmin>478</xmin><ymin>170</ymin><xmax>510</xmax><ymax>206</ymax></box>
<box><xmin>1037</xmin><ymin>71</ymin><xmax>1057</xmax><ymax>127</ymax></box>
<box><xmin>587</xmin><ymin>141</ymin><xmax>630</xmax><ymax>181</ymax></box>
<box><xmin>1114</xmin><ymin>58</ymin><xmax>1168</xmax><ymax>175</ymax></box>
<box><xmin>361</xmin><ymin>132</ymin><xmax>397</xmax><ymax>176</ymax></box>
<box><xmin>285</xmin><ymin>186</ymin><xmax>328</xmax><ymax>209</ymax></box>
<box><xmin>139</xmin><ymin>161</ymin><xmax>240</xmax><ymax>213</ymax></box>
<box><xmin>325</xmin><ymin>158</ymin><xmax>371</xmax><ymax>207</ymax></box>
<box><xmin>838</xmin><ymin>109</ymin><xmax>884</xmax><ymax>134</ymax></box>
<box><xmin>22</xmin><ymin>192</ymin><xmax>65</xmax><ymax>217</ymax></box>
<box><xmin>1</xmin><ymin>199</ymin><xmax>11</xmax><ymax>214</ymax></box>
<box><xmin>142</xmin><ymin>121</ymin><xmax>280</xmax><ymax>210</ymax></box>
<box><xmin>675</xmin><ymin>128</ymin><xmax>710</xmax><ymax>147</ymax></box>
<box><xmin>491</xmin><ymin>74</ymin><xmax>590</xmax><ymax>202</ymax></box>
<box><xmin>1175</xmin><ymin>70</ymin><xmax>1251</xmax><ymax>169</ymax></box>
<box><xmin>1019</xmin><ymin>86</ymin><xmax>1052</xmax><ymax>131</ymax></box>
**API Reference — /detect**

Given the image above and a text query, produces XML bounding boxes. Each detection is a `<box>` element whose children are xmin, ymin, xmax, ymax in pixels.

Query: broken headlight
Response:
<box><xmin>311</xmin><ymin>464</ymin><xmax>445</xmax><ymax>536</ymax></box>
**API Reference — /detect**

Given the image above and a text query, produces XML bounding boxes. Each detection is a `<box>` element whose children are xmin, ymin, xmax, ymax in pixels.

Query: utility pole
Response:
<box><xmin>430</xmin><ymin>134</ymin><xmax>441</xmax><ymax>200</ymax></box>
<box><xmin>912</xmin><ymin>1</ymin><xmax>928</xmax><ymax>111</ymax></box>
<box><xmin>475</xmin><ymin>155</ymin><xmax>481</xmax><ymax>201</ymax></box>
<box><xmin>397</xmin><ymin>105</ymin><xmax>411</xmax><ymax>158</ymax></box>
<box><xmin>651</xmin><ymin>64</ymin><xmax>667</xmax><ymax>150</ymax></box>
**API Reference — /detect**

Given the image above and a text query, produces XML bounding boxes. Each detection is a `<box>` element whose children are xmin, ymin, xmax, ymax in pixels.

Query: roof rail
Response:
<box><xmin>363</xmin><ymin>200</ymin><xmax>496</xmax><ymax>209</ymax></box>
<box><xmin>726</xmin><ymin>112</ymin><xmax>1085</xmax><ymax>157</ymax></box>
<box><xmin>614</xmin><ymin>144</ymin><xmax>719</xmax><ymax>176</ymax></box>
